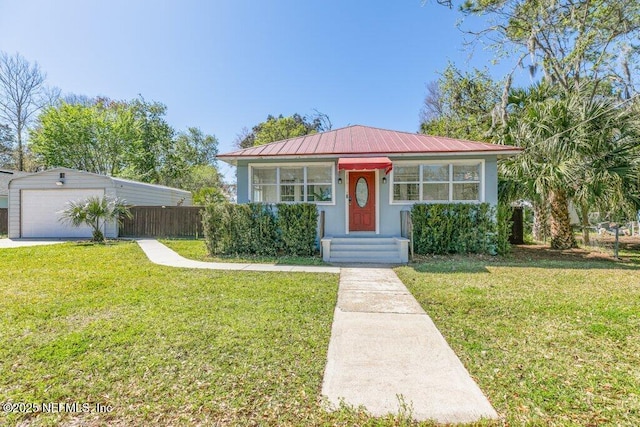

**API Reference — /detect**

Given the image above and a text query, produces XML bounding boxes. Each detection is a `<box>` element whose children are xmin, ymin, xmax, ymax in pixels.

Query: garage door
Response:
<box><xmin>21</xmin><ymin>189</ymin><xmax>105</xmax><ymax>238</ymax></box>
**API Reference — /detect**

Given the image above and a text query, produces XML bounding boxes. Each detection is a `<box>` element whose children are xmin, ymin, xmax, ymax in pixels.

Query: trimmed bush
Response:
<box><xmin>411</xmin><ymin>203</ymin><xmax>509</xmax><ymax>255</ymax></box>
<box><xmin>202</xmin><ymin>202</ymin><xmax>318</xmax><ymax>257</ymax></box>
<box><xmin>202</xmin><ymin>203</ymin><xmax>226</xmax><ymax>255</ymax></box>
<box><xmin>277</xmin><ymin>204</ymin><xmax>318</xmax><ymax>256</ymax></box>
<box><xmin>250</xmin><ymin>204</ymin><xmax>279</xmax><ymax>256</ymax></box>
<box><xmin>496</xmin><ymin>203</ymin><xmax>514</xmax><ymax>255</ymax></box>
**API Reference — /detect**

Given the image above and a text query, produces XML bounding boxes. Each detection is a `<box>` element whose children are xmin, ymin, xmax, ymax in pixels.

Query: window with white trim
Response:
<box><xmin>392</xmin><ymin>162</ymin><xmax>482</xmax><ymax>203</ymax></box>
<box><xmin>252</xmin><ymin>168</ymin><xmax>278</xmax><ymax>202</ymax></box>
<box><xmin>251</xmin><ymin>164</ymin><xmax>334</xmax><ymax>203</ymax></box>
<box><xmin>306</xmin><ymin>165</ymin><xmax>333</xmax><ymax>202</ymax></box>
<box><xmin>280</xmin><ymin>167</ymin><xmax>304</xmax><ymax>202</ymax></box>
<box><xmin>452</xmin><ymin>164</ymin><xmax>481</xmax><ymax>201</ymax></box>
<box><xmin>393</xmin><ymin>165</ymin><xmax>419</xmax><ymax>201</ymax></box>
<box><xmin>422</xmin><ymin>164</ymin><xmax>449</xmax><ymax>201</ymax></box>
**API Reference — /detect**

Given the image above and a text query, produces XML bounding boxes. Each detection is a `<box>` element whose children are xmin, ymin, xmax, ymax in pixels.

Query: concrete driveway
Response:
<box><xmin>0</xmin><ymin>238</ymin><xmax>68</xmax><ymax>248</ymax></box>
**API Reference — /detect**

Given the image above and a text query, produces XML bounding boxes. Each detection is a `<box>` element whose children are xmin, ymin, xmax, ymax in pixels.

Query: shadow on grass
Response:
<box><xmin>73</xmin><ymin>239</ymin><xmax>136</xmax><ymax>247</ymax></box>
<box><xmin>159</xmin><ymin>238</ymin><xmax>326</xmax><ymax>266</ymax></box>
<box><xmin>410</xmin><ymin>261</ymin><xmax>492</xmax><ymax>274</ymax></box>
<box><xmin>236</xmin><ymin>255</ymin><xmax>325</xmax><ymax>266</ymax></box>
<box><xmin>408</xmin><ymin>244</ymin><xmax>640</xmax><ymax>274</ymax></box>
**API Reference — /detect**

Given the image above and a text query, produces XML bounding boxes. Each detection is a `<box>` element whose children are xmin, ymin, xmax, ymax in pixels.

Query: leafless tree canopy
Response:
<box><xmin>233</xmin><ymin>126</ymin><xmax>254</xmax><ymax>149</ymax></box>
<box><xmin>310</xmin><ymin>109</ymin><xmax>332</xmax><ymax>132</ymax></box>
<box><xmin>0</xmin><ymin>51</ymin><xmax>53</xmax><ymax>170</ymax></box>
<box><xmin>420</xmin><ymin>80</ymin><xmax>444</xmax><ymax>124</ymax></box>
<box><xmin>422</xmin><ymin>0</ymin><xmax>453</xmax><ymax>8</ymax></box>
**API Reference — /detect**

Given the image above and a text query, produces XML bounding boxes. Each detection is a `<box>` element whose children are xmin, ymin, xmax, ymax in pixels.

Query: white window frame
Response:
<box><xmin>248</xmin><ymin>162</ymin><xmax>336</xmax><ymax>205</ymax></box>
<box><xmin>389</xmin><ymin>159</ymin><xmax>485</xmax><ymax>205</ymax></box>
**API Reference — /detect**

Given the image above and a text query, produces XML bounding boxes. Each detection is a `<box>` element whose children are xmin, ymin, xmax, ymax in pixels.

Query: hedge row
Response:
<box><xmin>202</xmin><ymin>203</ymin><xmax>318</xmax><ymax>256</ymax></box>
<box><xmin>411</xmin><ymin>203</ymin><xmax>511</xmax><ymax>255</ymax></box>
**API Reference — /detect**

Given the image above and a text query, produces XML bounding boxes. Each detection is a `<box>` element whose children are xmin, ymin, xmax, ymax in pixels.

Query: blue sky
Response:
<box><xmin>1</xmin><ymin>0</ymin><xmax>527</xmax><ymax>180</ymax></box>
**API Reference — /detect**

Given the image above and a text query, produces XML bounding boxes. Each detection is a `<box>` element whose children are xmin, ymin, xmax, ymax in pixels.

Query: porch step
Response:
<box><xmin>321</xmin><ymin>236</ymin><xmax>409</xmax><ymax>264</ymax></box>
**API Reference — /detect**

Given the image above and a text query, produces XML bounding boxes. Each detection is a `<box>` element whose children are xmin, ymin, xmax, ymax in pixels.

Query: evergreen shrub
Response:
<box><xmin>202</xmin><ymin>202</ymin><xmax>318</xmax><ymax>257</ymax></box>
<box><xmin>411</xmin><ymin>203</ymin><xmax>511</xmax><ymax>255</ymax></box>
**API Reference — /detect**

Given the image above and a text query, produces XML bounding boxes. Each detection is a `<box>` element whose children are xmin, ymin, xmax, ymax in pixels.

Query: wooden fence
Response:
<box><xmin>0</xmin><ymin>208</ymin><xmax>7</xmax><ymax>235</ymax></box>
<box><xmin>119</xmin><ymin>206</ymin><xmax>204</xmax><ymax>238</ymax></box>
<box><xmin>509</xmin><ymin>207</ymin><xmax>524</xmax><ymax>244</ymax></box>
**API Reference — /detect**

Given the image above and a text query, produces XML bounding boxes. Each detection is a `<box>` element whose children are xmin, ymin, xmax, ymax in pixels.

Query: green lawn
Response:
<box><xmin>0</xmin><ymin>242</ymin><xmax>395</xmax><ymax>426</ymax></box>
<box><xmin>396</xmin><ymin>250</ymin><xmax>640</xmax><ymax>426</ymax></box>
<box><xmin>3</xmin><ymin>241</ymin><xmax>639</xmax><ymax>425</ymax></box>
<box><xmin>160</xmin><ymin>238</ymin><xmax>326</xmax><ymax>265</ymax></box>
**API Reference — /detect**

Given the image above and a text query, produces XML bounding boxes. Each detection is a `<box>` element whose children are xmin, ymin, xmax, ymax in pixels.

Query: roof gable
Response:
<box><xmin>0</xmin><ymin>169</ymin><xmax>31</xmax><ymax>195</ymax></box>
<box><xmin>8</xmin><ymin>167</ymin><xmax>111</xmax><ymax>184</ymax></box>
<box><xmin>217</xmin><ymin>125</ymin><xmax>521</xmax><ymax>164</ymax></box>
<box><xmin>7</xmin><ymin>167</ymin><xmax>191</xmax><ymax>194</ymax></box>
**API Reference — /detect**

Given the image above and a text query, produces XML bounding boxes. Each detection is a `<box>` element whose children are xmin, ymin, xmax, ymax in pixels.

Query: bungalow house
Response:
<box><xmin>217</xmin><ymin>125</ymin><xmax>520</xmax><ymax>263</ymax></box>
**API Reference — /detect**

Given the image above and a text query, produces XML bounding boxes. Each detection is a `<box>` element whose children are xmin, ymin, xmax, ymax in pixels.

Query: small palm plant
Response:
<box><xmin>59</xmin><ymin>196</ymin><xmax>133</xmax><ymax>242</ymax></box>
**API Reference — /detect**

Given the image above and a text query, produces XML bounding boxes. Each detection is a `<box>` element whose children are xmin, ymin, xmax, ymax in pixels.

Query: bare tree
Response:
<box><xmin>310</xmin><ymin>109</ymin><xmax>332</xmax><ymax>132</ymax></box>
<box><xmin>0</xmin><ymin>52</ymin><xmax>51</xmax><ymax>170</ymax></box>
<box><xmin>62</xmin><ymin>92</ymin><xmax>95</xmax><ymax>106</ymax></box>
<box><xmin>233</xmin><ymin>126</ymin><xmax>254</xmax><ymax>149</ymax></box>
<box><xmin>0</xmin><ymin>123</ymin><xmax>13</xmax><ymax>167</ymax></box>
<box><xmin>419</xmin><ymin>80</ymin><xmax>444</xmax><ymax>124</ymax></box>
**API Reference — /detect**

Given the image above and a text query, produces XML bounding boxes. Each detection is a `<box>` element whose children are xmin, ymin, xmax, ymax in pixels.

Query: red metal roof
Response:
<box><xmin>217</xmin><ymin>125</ymin><xmax>521</xmax><ymax>164</ymax></box>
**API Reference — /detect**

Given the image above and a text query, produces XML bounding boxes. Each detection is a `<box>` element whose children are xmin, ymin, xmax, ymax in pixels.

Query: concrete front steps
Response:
<box><xmin>321</xmin><ymin>236</ymin><xmax>409</xmax><ymax>264</ymax></box>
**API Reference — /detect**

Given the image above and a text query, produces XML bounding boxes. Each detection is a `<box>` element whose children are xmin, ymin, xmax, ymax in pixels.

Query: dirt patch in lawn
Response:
<box><xmin>510</xmin><ymin>239</ymin><xmax>640</xmax><ymax>264</ymax></box>
<box><xmin>411</xmin><ymin>237</ymin><xmax>640</xmax><ymax>265</ymax></box>
<box><xmin>510</xmin><ymin>244</ymin><xmax>619</xmax><ymax>262</ymax></box>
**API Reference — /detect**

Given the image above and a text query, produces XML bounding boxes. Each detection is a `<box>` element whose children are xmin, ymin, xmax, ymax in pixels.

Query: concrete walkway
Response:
<box><xmin>135</xmin><ymin>238</ymin><xmax>341</xmax><ymax>273</ymax></box>
<box><xmin>135</xmin><ymin>239</ymin><xmax>496</xmax><ymax>422</ymax></box>
<box><xmin>4</xmin><ymin>238</ymin><xmax>496</xmax><ymax>422</ymax></box>
<box><xmin>322</xmin><ymin>267</ymin><xmax>498</xmax><ymax>424</ymax></box>
<box><xmin>0</xmin><ymin>238</ymin><xmax>68</xmax><ymax>248</ymax></box>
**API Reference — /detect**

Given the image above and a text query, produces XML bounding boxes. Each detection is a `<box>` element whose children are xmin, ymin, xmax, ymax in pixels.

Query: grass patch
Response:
<box><xmin>397</xmin><ymin>249</ymin><xmax>640</xmax><ymax>425</ymax></box>
<box><xmin>160</xmin><ymin>238</ymin><xmax>326</xmax><ymax>265</ymax></box>
<box><xmin>7</xmin><ymin>241</ymin><xmax>638</xmax><ymax>425</ymax></box>
<box><xmin>0</xmin><ymin>242</ymin><xmax>413</xmax><ymax>426</ymax></box>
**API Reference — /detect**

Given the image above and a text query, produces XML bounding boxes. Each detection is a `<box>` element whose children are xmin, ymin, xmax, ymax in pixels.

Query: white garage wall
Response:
<box><xmin>21</xmin><ymin>189</ymin><xmax>105</xmax><ymax>238</ymax></box>
<box><xmin>9</xmin><ymin>169</ymin><xmax>116</xmax><ymax>238</ymax></box>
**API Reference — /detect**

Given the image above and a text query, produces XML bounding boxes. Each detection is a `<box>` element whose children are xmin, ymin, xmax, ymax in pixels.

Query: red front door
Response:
<box><xmin>349</xmin><ymin>171</ymin><xmax>375</xmax><ymax>232</ymax></box>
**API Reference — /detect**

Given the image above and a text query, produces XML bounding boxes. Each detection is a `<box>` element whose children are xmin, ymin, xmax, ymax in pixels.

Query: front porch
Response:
<box><xmin>320</xmin><ymin>235</ymin><xmax>410</xmax><ymax>264</ymax></box>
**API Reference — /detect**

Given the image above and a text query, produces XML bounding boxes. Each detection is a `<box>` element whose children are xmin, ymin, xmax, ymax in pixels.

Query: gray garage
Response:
<box><xmin>8</xmin><ymin>168</ymin><xmax>192</xmax><ymax>238</ymax></box>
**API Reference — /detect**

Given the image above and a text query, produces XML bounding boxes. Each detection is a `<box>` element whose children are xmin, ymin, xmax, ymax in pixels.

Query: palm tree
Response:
<box><xmin>59</xmin><ymin>195</ymin><xmax>132</xmax><ymax>242</ymax></box>
<box><xmin>497</xmin><ymin>83</ymin><xmax>578</xmax><ymax>249</ymax></box>
<box><xmin>571</xmin><ymin>96</ymin><xmax>640</xmax><ymax>244</ymax></box>
<box><xmin>497</xmin><ymin>83</ymin><xmax>640</xmax><ymax>249</ymax></box>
